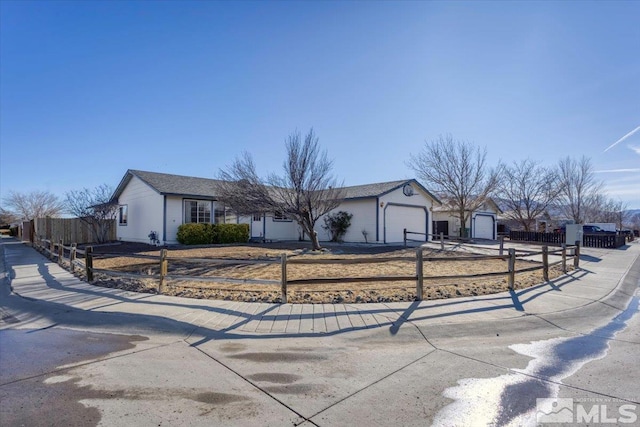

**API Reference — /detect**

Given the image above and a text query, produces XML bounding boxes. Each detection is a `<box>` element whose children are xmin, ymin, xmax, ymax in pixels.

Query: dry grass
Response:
<box><xmin>89</xmin><ymin>245</ymin><xmax>572</xmax><ymax>304</ymax></box>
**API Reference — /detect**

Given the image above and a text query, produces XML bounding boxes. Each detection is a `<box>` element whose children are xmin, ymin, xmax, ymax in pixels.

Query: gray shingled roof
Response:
<box><xmin>339</xmin><ymin>180</ymin><xmax>410</xmax><ymax>199</ymax></box>
<box><xmin>112</xmin><ymin>170</ymin><xmax>440</xmax><ymax>203</ymax></box>
<box><xmin>111</xmin><ymin>170</ymin><xmax>223</xmax><ymax>200</ymax></box>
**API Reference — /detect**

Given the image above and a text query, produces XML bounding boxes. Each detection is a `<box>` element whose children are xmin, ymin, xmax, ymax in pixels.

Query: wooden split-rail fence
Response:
<box><xmin>32</xmin><ymin>236</ymin><xmax>581</xmax><ymax>304</ymax></box>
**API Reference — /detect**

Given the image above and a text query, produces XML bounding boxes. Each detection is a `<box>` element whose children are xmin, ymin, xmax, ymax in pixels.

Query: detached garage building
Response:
<box><xmin>432</xmin><ymin>199</ymin><xmax>501</xmax><ymax>240</ymax></box>
<box><xmin>111</xmin><ymin>170</ymin><xmax>441</xmax><ymax>245</ymax></box>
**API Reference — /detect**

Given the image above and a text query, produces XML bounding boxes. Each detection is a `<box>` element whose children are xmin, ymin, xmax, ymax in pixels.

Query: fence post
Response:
<box><xmin>561</xmin><ymin>243</ymin><xmax>567</xmax><ymax>274</ymax></box>
<box><xmin>70</xmin><ymin>243</ymin><xmax>77</xmax><ymax>273</ymax></box>
<box><xmin>416</xmin><ymin>247</ymin><xmax>423</xmax><ymax>301</ymax></box>
<box><xmin>85</xmin><ymin>246</ymin><xmax>94</xmax><ymax>282</ymax></box>
<box><xmin>158</xmin><ymin>248</ymin><xmax>168</xmax><ymax>294</ymax></box>
<box><xmin>542</xmin><ymin>245</ymin><xmax>549</xmax><ymax>282</ymax></box>
<box><xmin>280</xmin><ymin>253</ymin><xmax>288</xmax><ymax>304</ymax></box>
<box><xmin>499</xmin><ymin>236</ymin><xmax>504</xmax><ymax>256</ymax></box>
<box><xmin>508</xmin><ymin>248</ymin><xmax>516</xmax><ymax>290</ymax></box>
<box><xmin>58</xmin><ymin>239</ymin><xmax>64</xmax><ymax>265</ymax></box>
<box><xmin>403</xmin><ymin>228</ymin><xmax>407</xmax><ymax>247</ymax></box>
<box><xmin>440</xmin><ymin>232</ymin><xmax>444</xmax><ymax>251</ymax></box>
<box><xmin>574</xmin><ymin>241</ymin><xmax>580</xmax><ymax>269</ymax></box>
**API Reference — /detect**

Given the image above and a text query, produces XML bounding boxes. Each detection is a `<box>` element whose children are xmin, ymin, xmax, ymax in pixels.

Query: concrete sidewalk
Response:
<box><xmin>2</xmin><ymin>238</ymin><xmax>639</xmax><ymax>337</ymax></box>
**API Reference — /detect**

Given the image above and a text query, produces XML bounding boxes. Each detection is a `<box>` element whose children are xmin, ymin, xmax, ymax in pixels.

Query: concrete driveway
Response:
<box><xmin>1</xmin><ymin>237</ymin><xmax>639</xmax><ymax>426</ymax></box>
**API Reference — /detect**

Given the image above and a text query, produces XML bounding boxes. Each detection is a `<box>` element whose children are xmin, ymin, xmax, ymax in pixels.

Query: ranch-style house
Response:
<box><xmin>110</xmin><ymin>169</ymin><xmax>444</xmax><ymax>245</ymax></box>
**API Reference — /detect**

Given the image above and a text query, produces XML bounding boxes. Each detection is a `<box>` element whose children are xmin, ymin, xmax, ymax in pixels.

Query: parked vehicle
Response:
<box><xmin>554</xmin><ymin>225</ymin><xmax>612</xmax><ymax>234</ymax></box>
<box><xmin>582</xmin><ymin>225</ymin><xmax>607</xmax><ymax>233</ymax></box>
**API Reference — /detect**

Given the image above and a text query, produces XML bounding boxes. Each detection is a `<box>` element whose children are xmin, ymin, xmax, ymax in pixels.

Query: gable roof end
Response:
<box><xmin>110</xmin><ymin>169</ymin><xmax>224</xmax><ymax>201</ymax></box>
<box><xmin>340</xmin><ymin>179</ymin><xmax>441</xmax><ymax>204</ymax></box>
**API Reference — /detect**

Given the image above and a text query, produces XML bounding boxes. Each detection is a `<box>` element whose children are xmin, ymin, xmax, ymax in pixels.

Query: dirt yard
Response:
<box><xmin>82</xmin><ymin>242</ymin><xmax>571</xmax><ymax>304</ymax></box>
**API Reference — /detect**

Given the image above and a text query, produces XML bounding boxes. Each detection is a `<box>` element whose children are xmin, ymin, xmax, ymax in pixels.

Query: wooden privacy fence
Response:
<box><xmin>509</xmin><ymin>231</ymin><xmax>565</xmax><ymax>245</ymax></box>
<box><xmin>583</xmin><ymin>233</ymin><xmax>627</xmax><ymax>248</ymax></box>
<box><xmin>509</xmin><ymin>230</ymin><xmax>627</xmax><ymax>249</ymax></box>
<box><xmin>32</xmin><ymin>237</ymin><xmax>581</xmax><ymax>304</ymax></box>
<box><xmin>34</xmin><ymin>217</ymin><xmax>116</xmax><ymax>245</ymax></box>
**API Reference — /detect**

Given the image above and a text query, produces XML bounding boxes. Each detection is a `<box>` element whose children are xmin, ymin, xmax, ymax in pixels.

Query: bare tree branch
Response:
<box><xmin>585</xmin><ymin>196</ymin><xmax>628</xmax><ymax>229</ymax></box>
<box><xmin>215</xmin><ymin>152</ymin><xmax>276</xmax><ymax>215</ymax></box>
<box><xmin>2</xmin><ymin>190</ymin><xmax>65</xmax><ymax>220</ymax></box>
<box><xmin>557</xmin><ymin>156</ymin><xmax>604</xmax><ymax>224</ymax></box>
<box><xmin>65</xmin><ymin>184</ymin><xmax>118</xmax><ymax>243</ymax></box>
<box><xmin>497</xmin><ymin>159</ymin><xmax>561</xmax><ymax>231</ymax></box>
<box><xmin>408</xmin><ymin>135</ymin><xmax>500</xmax><ymax>237</ymax></box>
<box><xmin>0</xmin><ymin>207</ymin><xmax>19</xmax><ymax>225</ymax></box>
<box><xmin>216</xmin><ymin>128</ymin><xmax>344</xmax><ymax>250</ymax></box>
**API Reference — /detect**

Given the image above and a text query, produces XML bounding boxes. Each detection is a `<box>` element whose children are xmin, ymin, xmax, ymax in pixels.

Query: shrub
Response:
<box><xmin>177</xmin><ymin>223</ymin><xmax>249</xmax><ymax>245</ymax></box>
<box><xmin>214</xmin><ymin>223</ymin><xmax>250</xmax><ymax>244</ymax></box>
<box><xmin>176</xmin><ymin>223</ymin><xmax>212</xmax><ymax>245</ymax></box>
<box><xmin>322</xmin><ymin>211</ymin><xmax>353</xmax><ymax>242</ymax></box>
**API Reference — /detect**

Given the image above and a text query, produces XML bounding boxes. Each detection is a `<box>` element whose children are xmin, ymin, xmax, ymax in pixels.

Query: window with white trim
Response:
<box><xmin>184</xmin><ymin>200</ymin><xmax>211</xmax><ymax>223</ymax></box>
<box><xmin>118</xmin><ymin>205</ymin><xmax>128</xmax><ymax>225</ymax></box>
<box><xmin>273</xmin><ymin>211</ymin><xmax>291</xmax><ymax>221</ymax></box>
<box><xmin>213</xmin><ymin>206</ymin><xmax>237</xmax><ymax>224</ymax></box>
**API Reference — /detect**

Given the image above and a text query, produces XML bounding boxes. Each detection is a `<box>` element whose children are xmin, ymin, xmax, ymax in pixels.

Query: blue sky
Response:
<box><xmin>1</xmin><ymin>1</ymin><xmax>639</xmax><ymax>208</ymax></box>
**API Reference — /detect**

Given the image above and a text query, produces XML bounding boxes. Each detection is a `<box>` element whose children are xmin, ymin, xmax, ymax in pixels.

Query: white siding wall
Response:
<box><xmin>264</xmin><ymin>216</ymin><xmax>300</xmax><ymax>240</ymax></box>
<box><xmin>116</xmin><ymin>176</ymin><xmax>164</xmax><ymax>243</ymax></box>
<box><xmin>318</xmin><ymin>199</ymin><xmax>377</xmax><ymax>243</ymax></box>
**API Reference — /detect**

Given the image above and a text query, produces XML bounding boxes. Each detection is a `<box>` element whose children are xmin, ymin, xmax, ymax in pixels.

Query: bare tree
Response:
<box><xmin>0</xmin><ymin>207</ymin><xmax>19</xmax><ymax>226</ymax></box>
<box><xmin>497</xmin><ymin>159</ymin><xmax>561</xmax><ymax>231</ymax></box>
<box><xmin>629</xmin><ymin>212</ymin><xmax>640</xmax><ymax>230</ymax></box>
<box><xmin>557</xmin><ymin>156</ymin><xmax>603</xmax><ymax>224</ymax></box>
<box><xmin>65</xmin><ymin>184</ymin><xmax>118</xmax><ymax>243</ymax></box>
<box><xmin>216</xmin><ymin>129</ymin><xmax>345</xmax><ymax>250</ymax></box>
<box><xmin>408</xmin><ymin>135</ymin><xmax>500</xmax><ymax>237</ymax></box>
<box><xmin>2</xmin><ymin>190</ymin><xmax>65</xmax><ymax>220</ymax></box>
<box><xmin>586</xmin><ymin>196</ymin><xmax>628</xmax><ymax>229</ymax></box>
<box><xmin>215</xmin><ymin>152</ymin><xmax>277</xmax><ymax>216</ymax></box>
<box><xmin>612</xmin><ymin>201</ymin><xmax>629</xmax><ymax>230</ymax></box>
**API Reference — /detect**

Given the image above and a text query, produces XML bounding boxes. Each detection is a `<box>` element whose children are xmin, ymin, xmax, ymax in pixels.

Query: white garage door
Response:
<box><xmin>474</xmin><ymin>215</ymin><xmax>494</xmax><ymax>240</ymax></box>
<box><xmin>385</xmin><ymin>205</ymin><xmax>426</xmax><ymax>243</ymax></box>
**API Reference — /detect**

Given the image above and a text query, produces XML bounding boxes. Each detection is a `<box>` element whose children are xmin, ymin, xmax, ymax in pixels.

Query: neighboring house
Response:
<box><xmin>432</xmin><ymin>199</ymin><xmax>502</xmax><ymax>240</ymax></box>
<box><xmin>111</xmin><ymin>170</ymin><xmax>441</xmax><ymax>244</ymax></box>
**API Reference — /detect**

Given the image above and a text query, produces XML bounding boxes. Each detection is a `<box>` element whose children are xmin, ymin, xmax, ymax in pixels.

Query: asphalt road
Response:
<box><xmin>1</xmin><ymin>238</ymin><xmax>639</xmax><ymax>426</ymax></box>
